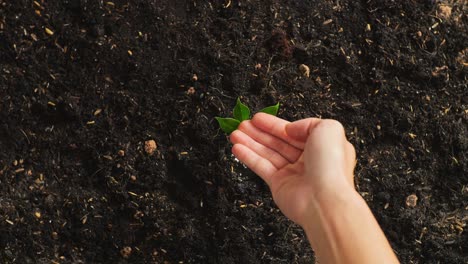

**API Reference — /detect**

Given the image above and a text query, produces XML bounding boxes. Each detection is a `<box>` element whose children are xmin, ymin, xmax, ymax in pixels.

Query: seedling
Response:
<box><xmin>215</xmin><ymin>98</ymin><xmax>280</xmax><ymax>134</ymax></box>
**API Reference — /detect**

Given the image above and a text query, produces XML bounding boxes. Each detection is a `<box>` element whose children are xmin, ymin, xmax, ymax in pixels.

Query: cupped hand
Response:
<box><xmin>230</xmin><ymin>113</ymin><xmax>356</xmax><ymax>226</ymax></box>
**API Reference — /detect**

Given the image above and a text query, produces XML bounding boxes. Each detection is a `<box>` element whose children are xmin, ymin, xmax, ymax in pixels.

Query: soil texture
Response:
<box><xmin>0</xmin><ymin>0</ymin><xmax>467</xmax><ymax>263</ymax></box>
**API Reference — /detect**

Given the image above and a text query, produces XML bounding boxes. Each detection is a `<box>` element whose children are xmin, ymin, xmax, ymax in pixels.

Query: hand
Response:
<box><xmin>231</xmin><ymin>113</ymin><xmax>399</xmax><ymax>263</ymax></box>
<box><xmin>230</xmin><ymin>113</ymin><xmax>356</xmax><ymax>226</ymax></box>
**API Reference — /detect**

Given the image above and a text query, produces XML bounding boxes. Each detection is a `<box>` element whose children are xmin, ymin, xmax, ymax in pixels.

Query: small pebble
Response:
<box><xmin>144</xmin><ymin>140</ymin><xmax>157</xmax><ymax>155</ymax></box>
<box><xmin>192</xmin><ymin>74</ymin><xmax>198</xmax><ymax>82</ymax></box>
<box><xmin>298</xmin><ymin>64</ymin><xmax>310</xmax><ymax>78</ymax></box>
<box><xmin>437</xmin><ymin>4</ymin><xmax>452</xmax><ymax>19</ymax></box>
<box><xmin>34</xmin><ymin>211</ymin><xmax>41</xmax><ymax>219</ymax></box>
<box><xmin>405</xmin><ymin>194</ymin><xmax>418</xmax><ymax>208</ymax></box>
<box><xmin>45</xmin><ymin>27</ymin><xmax>54</xmax><ymax>36</ymax></box>
<box><xmin>186</xmin><ymin>87</ymin><xmax>196</xmax><ymax>95</ymax></box>
<box><xmin>130</xmin><ymin>175</ymin><xmax>137</xmax><ymax>181</ymax></box>
<box><xmin>118</xmin><ymin>150</ymin><xmax>125</xmax><ymax>157</ymax></box>
<box><xmin>120</xmin><ymin>246</ymin><xmax>132</xmax><ymax>259</ymax></box>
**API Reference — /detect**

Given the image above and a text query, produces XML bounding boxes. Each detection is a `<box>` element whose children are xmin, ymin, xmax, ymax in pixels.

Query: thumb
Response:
<box><xmin>285</xmin><ymin>118</ymin><xmax>322</xmax><ymax>142</ymax></box>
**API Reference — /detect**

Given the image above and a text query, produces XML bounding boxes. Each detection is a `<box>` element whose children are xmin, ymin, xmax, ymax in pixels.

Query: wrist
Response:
<box><xmin>299</xmin><ymin>182</ymin><xmax>399</xmax><ymax>264</ymax></box>
<box><xmin>300</xmin><ymin>185</ymin><xmax>364</xmax><ymax>261</ymax></box>
<box><xmin>299</xmin><ymin>181</ymin><xmax>359</xmax><ymax>229</ymax></box>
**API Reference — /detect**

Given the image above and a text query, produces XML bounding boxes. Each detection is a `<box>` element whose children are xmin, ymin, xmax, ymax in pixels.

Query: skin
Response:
<box><xmin>230</xmin><ymin>113</ymin><xmax>399</xmax><ymax>264</ymax></box>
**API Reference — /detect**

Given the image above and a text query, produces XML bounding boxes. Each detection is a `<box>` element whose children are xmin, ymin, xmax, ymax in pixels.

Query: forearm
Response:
<box><xmin>302</xmin><ymin>186</ymin><xmax>399</xmax><ymax>264</ymax></box>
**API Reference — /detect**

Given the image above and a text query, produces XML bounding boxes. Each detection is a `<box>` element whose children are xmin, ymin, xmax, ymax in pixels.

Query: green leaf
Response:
<box><xmin>215</xmin><ymin>117</ymin><xmax>241</xmax><ymax>134</ymax></box>
<box><xmin>259</xmin><ymin>102</ymin><xmax>280</xmax><ymax>116</ymax></box>
<box><xmin>233</xmin><ymin>98</ymin><xmax>251</xmax><ymax>121</ymax></box>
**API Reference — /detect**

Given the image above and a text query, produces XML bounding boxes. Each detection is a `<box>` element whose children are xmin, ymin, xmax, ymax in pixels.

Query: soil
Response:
<box><xmin>0</xmin><ymin>0</ymin><xmax>467</xmax><ymax>263</ymax></box>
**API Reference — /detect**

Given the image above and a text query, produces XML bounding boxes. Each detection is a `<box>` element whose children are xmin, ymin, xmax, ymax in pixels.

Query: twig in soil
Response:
<box><xmin>264</xmin><ymin>55</ymin><xmax>285</xmax><ymax>91</ymax></box>
<box><xmin>266</xmin><ymin>56</ymin><xmax>275</xmax><ymax>74</ymax></box>
<box><xmin>19</xmin><ymin>129</ymin><xmax>30</xmax><ymax>144</ymax></box>
<box><xmin>223</xmin><ymin>0</ymin><xmax>232</xmax><ymax>8</ymax></box>
<box><xmin>90</xmin><ymin>168</ymin><xmax>105</xmax><ymax>178</ymax></box>
<box><xmin>283</xmin><ymin>223</ymin><xmax>293</xmax><ymax>241</ymax></box>
<box><xmin>52</xmin><ymin>172</ymin><xmax>60</xmax><ymax>183</ymax></box>
<box><xmin>210</xmin><ymin>95</ymin><xmax>227</xmax><ymax>113</ymax></box>
<box><xmin>209</xmin><ymin>86</ymin><xmax>235</xmax><ymax>99</ymax></box>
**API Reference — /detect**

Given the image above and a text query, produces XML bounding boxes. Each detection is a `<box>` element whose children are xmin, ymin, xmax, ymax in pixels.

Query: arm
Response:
<box><xmin>230</xmin><ymin>113</ymin><xmax>399</xmax><ymax>264</ymax></box>
<box><xmin>302</xmin><ymin>185</ymin><xmax>398</xmax><ymax>263</ymax></box>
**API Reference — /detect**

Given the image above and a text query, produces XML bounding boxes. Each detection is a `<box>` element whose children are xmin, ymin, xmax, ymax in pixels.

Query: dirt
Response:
<box><xmin>0</xmin><ymin>0</ymin><xmax>467</xmax><ymax>263</ymax></box>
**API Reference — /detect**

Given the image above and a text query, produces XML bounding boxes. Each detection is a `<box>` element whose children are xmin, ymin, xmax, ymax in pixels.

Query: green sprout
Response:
<box><xmin>215</xmin><ymin>98</ymin><xmax>280</xmax><ymax>134</ymax></box>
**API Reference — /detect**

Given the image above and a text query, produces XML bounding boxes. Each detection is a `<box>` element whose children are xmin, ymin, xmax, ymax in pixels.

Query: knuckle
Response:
<box><xmin>252</xmin><ymin>112</ymin><xmax>263</xmax><ymax>121</ymax></box>
<box><xmin>322</xmin><ymin>119</ymin><xmax>345</xmax><ymax>132</ymax></box>
<box><xmin>237</xmin><ymin>120</ymin><xmax>249</xmax><ymax>131</ymax></box>
<box><xmin>230</xmin><ymin>129</ymin><xmax>241</xmax><ymax>140</ymax></box>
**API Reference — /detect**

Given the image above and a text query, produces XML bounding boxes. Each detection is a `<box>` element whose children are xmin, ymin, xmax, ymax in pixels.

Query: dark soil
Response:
<box><xmin>0</xmin><ymin>0</ymin><xmax>467</xmax><ymax>263</ymax></box>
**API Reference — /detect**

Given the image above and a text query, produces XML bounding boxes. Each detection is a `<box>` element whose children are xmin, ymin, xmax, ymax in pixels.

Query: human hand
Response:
<box><xmin>229</xmin><ymin>113</ymin><xmax>356</xmax><ymax>226</ymax></box>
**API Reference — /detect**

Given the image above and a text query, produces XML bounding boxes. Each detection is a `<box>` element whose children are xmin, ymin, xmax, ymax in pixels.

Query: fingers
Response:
<box><xmin>230</xmin><ymin>130</ymin><xmax>289</xmax><ymax>169</ymax></box>
<box><xmin>285</xmin><ymin>117</ymin><xmax>322</xmax><ymax>142</ymax></box>
<box><xmin>238</xmin><ymin>120</ymin><xmax>303</xmax><ymax>163</ymax></box>
<box><xmin>251</xmin><ymin>113</ymin><xmax>304</xmax><ymax>149</ymax></box>
<box><xmin>232</xmin><ymin>144</ymin><xmax>276</xmax><ymax>186</ymax></box>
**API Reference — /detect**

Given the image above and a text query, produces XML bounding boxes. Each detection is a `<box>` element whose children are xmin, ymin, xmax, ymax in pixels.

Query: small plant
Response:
<box><xmin>215</xmin><ymin>98</ymin><xmax>280</xmax><ymax>134</ymax></box>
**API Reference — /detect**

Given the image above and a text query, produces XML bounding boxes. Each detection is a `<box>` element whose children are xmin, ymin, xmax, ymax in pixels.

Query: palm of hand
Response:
<box><xmin>230</xmin><ymin>114</ymin><xmax>314</xmax><ymax>224</ymax></box>
<box><xmin>270</xmin><ymin>157</ymin><xmax>316</xmax><ymax>224</ymax></box>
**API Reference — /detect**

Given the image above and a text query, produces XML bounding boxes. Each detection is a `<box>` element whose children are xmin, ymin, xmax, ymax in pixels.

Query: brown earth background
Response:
<box><xmin>0</xmin><ymin>0</ymin><xmax>467</xmax><ymax>263</ymax></box>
